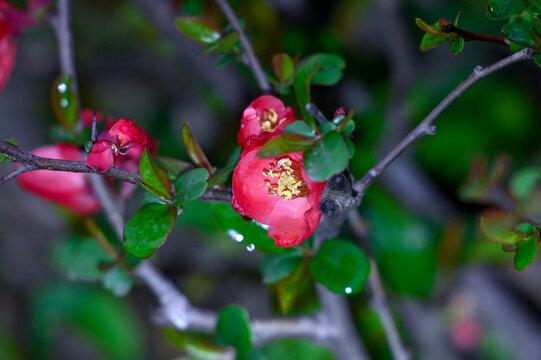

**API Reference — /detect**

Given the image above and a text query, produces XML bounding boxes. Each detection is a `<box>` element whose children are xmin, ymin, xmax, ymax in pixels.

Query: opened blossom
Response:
<box><xmin>232</xmin><ymin>96</ymin><xmax>327</xmax><ymax>247</ymax></box>
<box><xmin>85</xmin><ymin>118</ymin><xmax>154</xmax><ymax>173</ymax></box>
<box><xmin>238</xmin><ymin>95</ymin><xmax>296</xmax><ymax>149</ymax></box>
<box><xmin>17</xmin><ymin>144</ymin><xmax>100</xmax><ymax>215</ymax></box>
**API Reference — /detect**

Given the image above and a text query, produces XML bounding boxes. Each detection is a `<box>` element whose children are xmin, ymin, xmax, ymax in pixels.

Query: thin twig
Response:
<box><xmin>354</xmin><ymin>48</ymin><xmax>533</xmax><ymax>200</ymax></box>
<box><xmin>214</xmin><ymin>0</ymin><xmax>271</xmax><ymax>93</ymax></box>
<box><xmin>0</xmin><ymin>164</ymin><xmax>34</xmax><ymax>185</ymax></box>
<box><xmin>441</xmin><ymin>24</ymin><xmax>507</xmax><ymax>45</ymax></box>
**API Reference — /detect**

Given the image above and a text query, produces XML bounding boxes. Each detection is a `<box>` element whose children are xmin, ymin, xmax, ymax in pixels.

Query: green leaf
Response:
<box><xmin>211</xmin><ymin>203</ymin><xmax>287</xmax><ymax>254</ymax></box>
<box><xmin>533</xmin><ymin>53</ymin><xmax>541</xmax><ymax>68</ymax></box>
<box><xmin>272</xmin><ymin>53</ymin><xmax>295</xmax><ymax>83</ymax></box>
<box><xmin>216</xmin><ymin>305</ymin><xmax>253</xmax><ymax>360</ymax></box>
<box><xmin>278</xmin><ymin>260</ymin><xmax>309</xmax><ymax>313</ymax></box>
<box><xmin>155</xmin><ymin>156</ymin><xmax>192</xmax><ymax>182</ymax></box>
<box><xmin>282</xmin><ymin>120</ymin><xmax>316</xmax><ymax>138</ymax></box>
<box><xmin>418</xmin><ymin>21</ymin><xmax>447</xmax><ymax>51</ymax></box>
<box><xmin>164</xmin><ymin>328</ymin><xmax>230</xmax><ymax>359</ymax></box>
<box><xmin>487</xmin><ymin>0</ymin><xmax>527</xmax><ymax>20</ymax></box>
<box><xmin>509</xmin><ymin>167</ymin><xmax>541</xmax><ymax>202</ymax></box>
<box><xmin>304</xmin><ymin>132</ymin><xmax>349</xmax><ymax>182</ymax></box>
<box><xmin>139</xmin><ymin>149</ymin><xmax>172</xmax><ymax>199</ymax></box>
<box><xmin>208</xmin><ymin>146</ymin><xmax>241</xmax><ymax>187</ymax></box>
<box><xmin>502</xmin><ymin>13</ymin><xmax>537</xmax><ymax>46</ymax></box>
<box><xmin>514</xmin><ymin>235</ymin><xmax>538</xmax><ymax>271</ymax></box>
<box><xmin>308</xmin><ymin>54</ymin><xmax>346</xmax><ymax>85</ymax></box>
<box><xmin>182</xmin><ymin>123</ymin><xmax>214</xmax><ymax>175</ymax></box>
<box><xmin>102</xmin><ymin>267</ymin><xmax>133</xmax><ymax>297</ymax></box>
<box><xmin>345</xmin><ymin>137</ymin><xmax>356</xmax><ymax>158</ymax></box>
<box><xmin>175</xmin><ymin>17</ymin><xmax>221</xmax><ymax>45</ymax></box>
<box><xmin>0</xmin><ymin>139</ymin><xmax>18</xmax><ymax>163</ymax></box>
<box><xmin>201</xmin><ymin>31</ymin><xmax>239</xmax><ymax>54</ymax></box>
<box><xmin>261</xmin><ymin>249</ymin><xmax>304</xmax><ymax>284</ymax></box>
<box><xmin>480</xmin><ymin>211</ymin><xmax>523</xmax><ymax>244</ymax></box>
<box><xmin>174</xmin><ymin>168</ymin><xmax>209</xmax><ymax>205</ymax></box>
<box><xmin>449</xmin><ymin>36</ymin><xmax>465</xmax><ymax>54</ymax></box>
<box><xmin>124</xmin><ymin>203</ymin><xmax>178</xmax><ymax>258</ymax></box>
<box><xmin>341</xmin><ymin>119</ymin><xmax>355</xmax><ymax>136</ymax></box>
<box><xmin>319</xmin><ymin>122</ymin><xmax>336</xmax><ymax>134</ymax></box>
<box><xmin>52</xmin><ymin>236</ymin><xmax>110</xmax><ymax>282</ymax></box>
<box><xmin>51</xmin><ymin>74</ymin><xmax>79</xmax><ymax>130</ymax></box>
<box><xmin>215</xmin><ymin>53</ymin><xmax>236</xmax><ymax>68</ymax></box>
<box><xmin>310</xmin><ymin>239</ymin><xmax>370</xmax><ymax>295</ymax></box>
<box><xmin>256</xmin><ymin>134</ymin><xmax>315</xmax><ymax>158</ymax></box>
<box><xmin>261</xmin><ymin>339</ymin><xmax>335</xmax><ymax>360</ymax></box>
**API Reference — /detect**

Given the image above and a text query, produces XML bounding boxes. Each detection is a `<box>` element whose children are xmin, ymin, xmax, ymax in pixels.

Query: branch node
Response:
<box><xmin>425</xmin><ymin>125</ymin><xmax>437</xmax><ymax>136</ymax></box>
<box><xmin>474</xmin><ymin>65</ymin><xmax>485</xmax><ymax>77</ymax></box>
<box><xmin>368</xmin><ymin>169</ymin><xmax>378</xmax><ymax>178</ymax></box>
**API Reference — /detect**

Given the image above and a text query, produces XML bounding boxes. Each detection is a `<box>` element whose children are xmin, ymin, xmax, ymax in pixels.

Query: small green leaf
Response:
<box><xmin>216</xmin><ymin>305</ymin><xmax>252</xmax><ymax>360</ymax></box>
<box><xmin>0</xmin><ymin>139</ymin><xmax>18</xmax><ymax>163</ymax></box>
<box><xmin>514</xmin><ymin>222</ymin><xmax>535</xmax><ymax>236</ymax></box>
<box><xmin>509</xmin><ymin>167</ymin><xmax>541</xmax><ymax>202</ymax></box>
<box><xmin>52</xmin><ymin>236</ymin><xmax>110</xmax><ymax>282</ymax></box>
<box><xmin>319</xmin><ymin>122</ymin><xmax>336</xmax><ymax>134</ymax></box>
<box><xmin>124</xmin><ymin>203</ymin><xmax>177</xmax><ymax>258</ymax></box>
<box><xmin>175</xmin><ymin>17</ymin><xmax>220</xmax><ymax>45</ymax></box>
<box><xmin>215</xmin><ymin>53</ymin><xmax>236</xmax><ymax>68</ymax></box>
<box><xmin>514</xmin><ymin>235</ymin><xmax>538</xmax><ymax>271</ymax></box>
<box><xmin>102</xmin><ymin>267</ymin><xmax>133</xmax><ymax>297</ymax></box>
<box><xmin>164</xmin><ymin>328</ymin><xmax>230</xmax><ymax>359</ymax></box>
<box><xmin>308</xmin><ymin>54</ymin><xmax>346</xmax><ymax>85</ymax></box>
<box><xmin>533</xmin><ymin>53</ymin><xmax>541</xmax><ymax>68</ymax></box>
<box><xmin>282</xmin><ymin>121</ymin><xmax>316</xmax><ymax>138</ymax></box>
<box><xmin>341</xmin><ymin>119</ymin><xmax>355</xmax><ymax>136</ymax></box>
<box><xmin>278</xmin><ymin>260</ymin><xmax>309</xmax><ymax>313</ymax></box>
<box><xmin>487</xmin><ymin>0</ymin><xmax>527</xmax><ymax>20</ymax></box>
<box><xmin>51</xmin><ymin>75</ymin><xmax>79</xmax><ymax>130</ymax></box>
<box><xmin>417</xmin><ymin>21</ymin><xmax>448</xmax><ymax>51</ymax></box>
<box><xmin>304</xmin><ymin>132</ymin><xmax>349</xmax><ymax>182</ymax></box>
<box><xmin>182</xmin><ymin>123</ymin><xmax>214</xmax><ymax>175</ymax></box>
<box><xmin>201</xmin><ymin>31</ymin><xmax>239</xmax><ymax>54</ymax></box>
<box><xmin>480</xmin><ymin>211</ymin><xmax>523</xmax><ymax>244</ymax></box>
<box><xmin>294</xmin><ymin>58</ymin><xmax>319</xmax><ymax>128</ymax></box>
<box><xmin>449</xmin><ymin>36</ymin><xmax>465</xmax><ymax>54</ymax></box>
<box><xmin>272</xmin><ymin>53</ymin><xmax>295</xmax><ymax>83</ymax></box>
<box><xmin>261</xmin><ymin>249</ymin><xmax>304</xmax><ymax>284</ymax></box>
<box><xmin>155</xmin><ymin>156</ymin><xmax>192</xmax><ymax>182</ymax></box>
<box><xmin>345</xmin><ymin>137</ymin><xmax>356</xmax><ymax>158</ymax></box>
<box><xmin>139</xmin><ymin>149</ymin><xmax>172</xmax><ymax>199</ymax></box>
<box><xmin>310</xmin><ymin>239</ymin><xmax>370</xmax><ymax>295</ymax></box>
<box><xmin>174</xmin><ymin>168</ymin><xmax>209</xmax><ymax>205</ymax></box>
<box><xmin>256</xmin><ymin>134</ymin><xmax>316</xmax><ymax>158</ymax></box>
<box><xmin>502</xmin><ymin>13</ymin><xmax>537</xmax><ymax>46</ymax></box>
<box><xmin>208</xmin><ymin>146</ymin><xmax>241</xmax><ymax>188</ymax></box>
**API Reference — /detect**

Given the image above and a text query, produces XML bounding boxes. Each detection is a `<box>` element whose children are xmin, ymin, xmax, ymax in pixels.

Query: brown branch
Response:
<box><xmin>354</xmin><ymin>48</ymin><xmax>533</xmax><ymax>201</ymax></box>
<box><xmin>441</xmin><ymin>24</ymin><xmax>506</xmax><ymax>45</ymax></box>
<box><xmin>214</xmin><ymin>0</ymin><xmax>272</xmax><ymax>94</ymax></box>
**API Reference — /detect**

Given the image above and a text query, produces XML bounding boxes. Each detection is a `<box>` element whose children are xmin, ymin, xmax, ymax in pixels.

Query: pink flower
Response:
<box><xmin>85</xmin><ymin>118</ymin><xmax>154</xmax><ymax>173</ymax></box>
<box><xmin>17</xmin><ymin>144</ymin><xmax>100</xmax><ymax>215</ymax></box>
<box><xmin>238</xmin><ymin>95</ymin><xmax>296</xmax><ymax>149</ymax></box>
<box><xmin>231</xmin><ymin>140</ymin><xmax>326</xmax><ymax>247</ymax></box>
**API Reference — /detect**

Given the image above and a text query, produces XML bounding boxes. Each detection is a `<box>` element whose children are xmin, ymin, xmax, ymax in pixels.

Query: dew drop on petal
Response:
<box><xmin>60</xmin><ymin>99</ymin><xmax>69</xmax><ymax>108</ymax></box>
<box><xmin>246</xmin><ymin>243</ymin><xmax>255</xmax><ymax>252</ymax></box>
<box><xmin>57</xmin><ymin>83</ymin><xmax>67</xmax><ymax>93</ymax></box>
<box><xmin>253</xmin><ymin>221</ymin><xmax>269</xmax><ymax>230</ymax></box>
<box><xmin>227</xmin><ymin>229</ymin><xmax>244</xmax><ymax>243</ymax></box>
<box><xmin>345</xmin><ymin>287</ymin><xmax>352</xmax><ymax>294</ymax></box>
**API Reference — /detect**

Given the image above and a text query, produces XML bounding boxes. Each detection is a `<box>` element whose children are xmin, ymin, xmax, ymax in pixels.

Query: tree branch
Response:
<box><xmin>441</xmin><ymin>24</ymin><xmax>507</xmax><ymax>45</ymax></box>
<box><xmin>214</xmin><ymin>0</ymin><xmax>272</xmax><ymax>94</ymax></box>
<box><xmin>354</xmin><ymin>48</ymin><xmax>533</xmax><ymax>200</ymax></box>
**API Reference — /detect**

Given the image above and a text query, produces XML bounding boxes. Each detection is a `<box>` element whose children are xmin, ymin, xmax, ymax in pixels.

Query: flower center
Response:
<box><xmin>259</xmin><ymin>109</ymin><xmax>285</xmax><ymax>133</ymax></box>
<box><xmin>263</xmin><ymin>157</ymin><xmax>308</xmax><ymax>200</ymax></box>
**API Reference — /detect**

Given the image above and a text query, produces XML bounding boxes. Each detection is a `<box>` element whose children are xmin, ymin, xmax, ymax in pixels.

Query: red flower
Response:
<box><xmin>17</xmin><ymin>144</ymin><xmax>100</xmax><ymax>215</ymax></box>
<box><xmin>85</xmin><ymin>118</ymin><xmax>154</xmax><ymax>173</ymax></box>
<box><xmin>231</xmin><ymin>141</ymin><xmax>326</xmax><ymax>247</ymax></box>
<box><xmin>238</xmin><ymin>95</ymin><xmax>296</xmax><ymax>149</ymax></box>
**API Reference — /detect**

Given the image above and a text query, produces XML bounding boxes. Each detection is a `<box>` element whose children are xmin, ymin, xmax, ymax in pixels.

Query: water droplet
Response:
<box><xmin>345</xmin><ymin>287</ymin><xmax>352</xmax><ymax>294</ymax></box>
<box><xmin>227</xmin><ymin>229</ymin><xmax>244</xmax><ymax>243</ymax></box>
<box><xmin>253</xmin><ymin>221</ymin><xmax>269</xmax><ymax>230</ymax></box>
<box><xmin>246</xmin><ymin>243</ymin><xmax>255</xmax><ymax>252</ymax></box>
<box><xmin>57</xmin><ymin>83</ymin><xmax>67</xmax><ymax>93</ymax></box>
<box><xmin>60</xmin><ymin>98</ymin><xmax>69</xmax><ymax>108</ymax></box>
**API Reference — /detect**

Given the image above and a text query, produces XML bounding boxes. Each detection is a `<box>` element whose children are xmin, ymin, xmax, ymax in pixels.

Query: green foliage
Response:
<box><xmin>123</xmin><ymin>203</ymin><xmax>178</xmax><ymax>258</ymax></box>
<box><xmin>174</xmin><ymin>168</ymin><xmax>209</xmax><ymax>206</ymax></box>
<box><xmin>310</xmin><ymin>240</ymin><xmax>370</xmax><ymax>295</ymax></box>
<box><xmin>480</xmin><ymin>211</ymin><xmax>523</xmax><ymax>244</ymax></box>
<box><xmin>272</xmin><ymin>53</ymin><xmax>295</xmax><ymax>84</ymax></box>
<box><xmin>102</xmin><ymin>267</ymin><xmax>133</xmax><ymax>297</ymax></box>
<box><xmin>514</xmin><ymin>235</ymin><xmax>538</xmax><ymax>271</ymax></box>
<box><xmin>139</xmin><ymin>149</ymin><xmax>172</xmax><ymax>200</ymax></box>
<box><xmin>261</xmin><ymin>339</ymin><xmax>335</xmax><ymax>360</ymax></box>
<box><xmin>261</xmin><ymin>248</ymin><xmax>304</xmax><ymax>284</ymax></box>
<box><xmin>182</xmin><ymin>123</ymin><xmax>214</xmax><ymax>175</ymax></box>
<box><xmin>52</xmin><ymin>236</ymin><xmax>110</xmax><ymax>282</ymax></box>
<box><xmin>257</xmin><ymin>134</ymin><xmax>316</xmax><ymax>158</ymax></box>
<box><xmin>176</xmin><ymin>17</ymin><xmax>221</xmax><ymax>45</ymax></box>
<box><xmin>216</xmin><ymin>305</ymin><xmax>253</xmax><ymax>360</ymax></box>
<box><xmin>51</xmin><ymin>75</ymin><xmax>79</xmax><ymax>130</ymax></box>
<box><xmin>283</xmin><ymin>120</ymin><xmax>317</xmax><ymax>138</ymax></box>
<box><xmin>164</xmin><ymin>328</ymin><xmax>231</xmax><ymax>359</ymax></box>
<box><xmin>278</xmin><ymin>260</ymin><xmax>310</xmax><ymax>313</ymax></box>
<box><xmin>201</xmin><ymin>31</ymin><xmax>239</xmax><ymax>54</ymax></box>
<box><xmin>304</xmin><ymin>132</ymin><xmax>349</xmax><ymax>182</ymax></box>
<box><xmin>30</xmin><ymin>285</ymin><xmax>143</xmax><ymax>360</ymax></box>
<box><xmin>509</xmin><ymin>167</ymin><xmax>541</xmax><ymax>202</ymax></box>
<box><xmin>502</xmin><ymin>13</ymin><xmax>540</xmax><ymax>47</ymax></box>
<box><xmin>211</xmin><ymin>203</ymin><xmax>287</xmax><ymax>254</ymax></box>
<box><xmin>0</xmin><ymin>138</ymin><xmax>18</xmax><ymax>163</ymax></box>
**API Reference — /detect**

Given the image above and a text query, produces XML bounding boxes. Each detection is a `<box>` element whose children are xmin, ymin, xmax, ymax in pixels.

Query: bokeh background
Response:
<box><xmin>1</xmin><ymin>0</ymin><xmax>541</xmax><ymax>359</ymax></box>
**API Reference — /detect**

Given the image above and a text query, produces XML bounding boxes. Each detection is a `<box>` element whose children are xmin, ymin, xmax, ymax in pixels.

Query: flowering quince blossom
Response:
<box><xmin>17</xmin><ymin>144</ymin><xmax>100</xmax><ymax>215</ymax></box>
<box><xmin>85</xmin><ymin>118</ymin><xmax>155</xmax><ymax>173</ymax></box>
<box><xmin>231</xmin><ymin>96</ymin><xmax>327</xmax><ymax>247</ymax></box>
<box><xmin>238</xmin><ymin>95</ymin><xmax>296</xmax><ymax>149</ymax></box>
<box><xmin>0</xmin><ymin>0</ymin><xmax>47</xmax><ymax>95</ymax></box>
